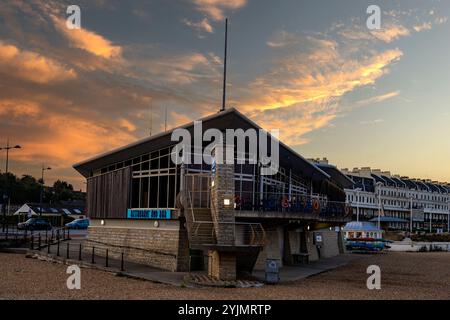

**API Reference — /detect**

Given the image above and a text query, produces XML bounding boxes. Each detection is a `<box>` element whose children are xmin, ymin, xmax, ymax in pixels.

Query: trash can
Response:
<box><xmin>265</xmin><ymin>259</ymin><xmax>280</xmax><ymax>284</ymax></box>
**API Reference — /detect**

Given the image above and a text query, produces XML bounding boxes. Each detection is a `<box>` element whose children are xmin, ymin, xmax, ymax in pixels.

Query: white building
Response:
<box><xmin>341</xmin><ymin>167</ymin><xmax>450</xmax><ymax>233</ymax></box>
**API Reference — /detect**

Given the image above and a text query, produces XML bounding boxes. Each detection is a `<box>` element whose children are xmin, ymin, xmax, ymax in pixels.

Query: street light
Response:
<box><xmin>354</xmin><ymin>188</ymin><xmax>362</xmax><ymax>222</ymax></box>
<box><xmin>39</xmin><ymin>165</ymin><xmax>52</xmax><ymax>217</ymax></box>
<box><xmin>375</xmin><ymin>182</ymin><xmax>383</xmax><ymax>230</ymax></box>
<box><xmin>0</xmin><ymin>139</ymin><xmax>22</xmax><ymax>231</ymax></box>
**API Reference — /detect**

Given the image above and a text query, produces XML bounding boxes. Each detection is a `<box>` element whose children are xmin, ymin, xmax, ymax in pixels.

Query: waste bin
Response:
<box><xmin>265</xmin><ymin>259</ymin><xmax>280</xmax><ymax>284</ymax></box>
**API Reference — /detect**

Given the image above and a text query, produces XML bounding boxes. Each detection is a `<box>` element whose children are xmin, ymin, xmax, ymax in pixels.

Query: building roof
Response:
<box><xmin>313</xmin><ymin>162</ymin><xmax>354</xmax><ymax>189</ymax></box>
<box><xmin>14</xmin><ymin>203</ymin><xmax>85</xmax><ymax>216</ymax></box>
<box><xmin>73</xmin><ymin>108</ymin><xmax>331</xmax><ymax>182</ymax></box>
<box><xmin>369</xmin><ymin>216</ymin><xmax>409</xmax><ymax>223</ymax></box>
<box><xmin>343</xmin><ymin>221</ymin><xmax>381</xmax><ymax>232</ymax></box>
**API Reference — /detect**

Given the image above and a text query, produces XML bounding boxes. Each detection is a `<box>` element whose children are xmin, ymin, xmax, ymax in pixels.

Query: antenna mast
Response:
<box><xmin>164</xmin><ymin>106</ymin><xmax>168</xmax><ymax>132</ymax></box>
<box><xmin>221</xmin><ymin>18</ymin><xmax>228</xmax><ymax>112</ymax></box>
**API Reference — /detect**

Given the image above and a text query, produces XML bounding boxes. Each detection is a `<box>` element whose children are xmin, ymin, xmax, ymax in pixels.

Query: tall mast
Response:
<box><xmin>221</xmin><ymin>18</ymin><xmax>228</xmax><ymax>112</ymax></box>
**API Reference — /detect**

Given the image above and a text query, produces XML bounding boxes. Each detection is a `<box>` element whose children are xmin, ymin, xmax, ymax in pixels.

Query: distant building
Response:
<box><xmin>339</xmin><ymin>166</ymin><xmax>450</xmax><ymax>233</ymax></box>
<box><xmin>14</xmin><ymin>203</ymin><xmax>86</xmax><ymax>222</ymax></box>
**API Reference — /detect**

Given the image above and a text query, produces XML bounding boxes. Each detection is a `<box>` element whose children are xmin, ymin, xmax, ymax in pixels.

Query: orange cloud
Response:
<box><xmin>183</xmin><ymin>18</ymin><xmax>214</xmax><ymax>34</ymax></box>
<box><xmin>53</xmin><ymin>18</ymin><xmax>122</xmax><ymax>60</ymax></box>
<box><xmin>0</xmin><ymin>42</ymin><xmax>76</xmax><ymax>83</ymax></box>
<box><xmin>2</xmin><ymin>99</ymin><xmax>136</xmax><ymax>168</ymax></box>
<box><xmin>371</xmin><ymin>24</ymin><xmax>410</xmax><ymax>43</ymax></box>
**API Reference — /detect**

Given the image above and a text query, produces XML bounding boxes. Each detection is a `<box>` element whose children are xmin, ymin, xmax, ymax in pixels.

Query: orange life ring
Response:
<box><xmin>345</xmin><ymin>205</ymin><xmax>351</xmax><ymax>217</ymax></box>
<box><xmin>313</xmin><ymin>199</ymin><xmax>320</xmax><ymax>213</ymax></box>
<box><xmin>281</xmin><ymin>196</ymin><xmax>289</xmax><ymax>208</ymax></box>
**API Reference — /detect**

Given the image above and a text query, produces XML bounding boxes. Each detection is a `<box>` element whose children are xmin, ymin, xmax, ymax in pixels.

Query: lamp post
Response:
<box><xmin>0</xmin><ymin>140</ymin><xmax>21</xmax><ymax>231</ymax></box>
<box><xmin>447</xmin><ymin>199</ymin><xmax>450</xmax><ymax>233</ymax></box>
<box><xmin>375</xmin><ymin>182</ymin><xmax>383</xmax><ymax>230</ymax></box>
<box><xmin>409</xmin><ymin>196</ymin><xmax>413</xmax><ymax>235</ymax></box>
<box><xmin>39</xmin><ymin>165</ymin><xmax>51</xmax><ymax>217</ymax></box>
<box><xmin>354</xmin><ymin>188</ymin><xmax>362</xmax><ymax>222</ymax></box>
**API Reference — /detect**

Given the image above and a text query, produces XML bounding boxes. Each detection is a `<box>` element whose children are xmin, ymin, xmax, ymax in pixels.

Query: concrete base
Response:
<box><xmin>208</xmin><ymin>250</ymin><xmax>236</xmax><ymax>281</ymax></box>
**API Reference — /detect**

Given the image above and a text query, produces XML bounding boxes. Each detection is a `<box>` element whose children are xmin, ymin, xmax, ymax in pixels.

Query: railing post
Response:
<box><xmin>79</xmin><ymin>243</ymin><xmax>82</xmax><ymax>261</ymax></box>
<box><xmin>105</xmin><ymin>249</ymin><xmax>109</xmax><ymax>267</ymax></box>
<box><xmin>91</xmin><ymin>247</ymin><xmax>95</xmax><ymax>264</ymax></box>
<box><xmin>45</xmin><ymin>230</ymin><xmax>48</xmax><ymax>244</ymax></box>
<box><xmin>30</xmin><ymin>234</ymin><xmax>34</xmax><ymax>250</ymax></box>
<box><xmin>57</xmin><ymin>238</ymin><xmax>60</xmax><ymax>256</ymax></box>
<box><xmin>66</xmin><ymin>242</ymin><xmax>70</xmax><ymax>259</ymax></box>
<box><xmin>51</xmin><ymin>230</ymin><xmax>54</xmax><ymax>242</ymax></box>
<box><xmin>47</xmin><ymin>240</ymin><xmax>50</xmax><ymax>254</ymax></box>
<box><xmin>5</xmin><ymin>223</ymin><xmax>8</xmax><ymax>240</ymax></box>
<box><xmin>67</xmin><ymin>228</ymin><xmax>70</xmax><ymax>240</ymax></box>
<box><xmin>38</xmin><ymin>233</ymin><xmax>41</xmax><ymax>250</ymax></box>
<box><xmin>121</xmin><ymin>252</ymin><xmax>124</xmax><ymax>271</ymax></box>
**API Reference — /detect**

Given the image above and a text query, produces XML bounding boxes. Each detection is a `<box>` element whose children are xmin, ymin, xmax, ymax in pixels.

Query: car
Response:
<box><xmin>65</xmin><ymin>218</ymin><xmax>89</xmax><ymax>230</ymax></box>
<box><xmin>17</xmin><ymin>218</ymin><xmax>52</xmax><ymax>231</ymax></box>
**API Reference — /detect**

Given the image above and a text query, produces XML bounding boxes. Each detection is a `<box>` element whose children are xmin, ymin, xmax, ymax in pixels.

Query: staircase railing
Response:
<box><xmin>184</xmin><ymin>172</ymin><xmax>265</xmax><ymax>247</ymax></box>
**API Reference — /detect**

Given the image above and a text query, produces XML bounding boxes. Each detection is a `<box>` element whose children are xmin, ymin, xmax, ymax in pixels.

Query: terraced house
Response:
<box><xmin>73</xmin><ymin>108</ymin><xmax>353</xmax><ymax>280</ymax></box>
<box><xmin>342</xmin><ymin>166</ymin><xmax>450</xmax><ymax>233</ymax></box>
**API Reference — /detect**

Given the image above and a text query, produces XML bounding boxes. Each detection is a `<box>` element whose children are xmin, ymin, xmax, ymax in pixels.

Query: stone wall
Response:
<box><xmin>84</xmin><ymin>219</ymin><xmax>189</xmax><ymax>271</ymax></box>
<box><xmin>208</xmin><ymin>250</ymin><xmax>236</xmax><ymax>280</ymax></box>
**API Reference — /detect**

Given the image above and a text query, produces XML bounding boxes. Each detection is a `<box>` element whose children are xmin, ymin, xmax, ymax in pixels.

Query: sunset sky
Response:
<box><xmin>0</xmin><ymin>0</ymin><xmax>449</xmax><ymax>190</ymax></box>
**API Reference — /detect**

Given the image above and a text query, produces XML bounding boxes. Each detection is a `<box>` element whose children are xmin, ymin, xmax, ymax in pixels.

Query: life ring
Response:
<box><xmin>281</xmin><ymin>196</ymin><xmax>289</xmax><ymax>208</ymax></box>
<box><xmin>312</xmin><ymin>199</ymin><xmax>321</xmax><ymax>213</ymax></box>
<box><xmin>344</xmin><ymin>205</ymin><xmax>352</xmax><ymax>217</ymax></box>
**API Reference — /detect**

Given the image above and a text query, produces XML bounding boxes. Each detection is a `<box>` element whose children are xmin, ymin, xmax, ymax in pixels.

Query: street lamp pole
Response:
<box><xmin>39</xmin><ymin>165</ymin><xmax>52</xmax><ymax>217</ymax></box>
<box><xmin>355</xmin><ymin>188</ymin><xmax>362</xmax><ymax>222</ymax></box>
<box><xmin>410</xmin><ymin>196</ymin><xmax>413</xmax><ymax>235</ymax></box>
<box><xmin>376</xmin><ymin>182</ymin><xmax>383</xmax><ymax>230</ymax></box>
<box><xmin>0</xmin><ymin>139</ymin><xmax>21</xmax><ymax>231</ymax></box>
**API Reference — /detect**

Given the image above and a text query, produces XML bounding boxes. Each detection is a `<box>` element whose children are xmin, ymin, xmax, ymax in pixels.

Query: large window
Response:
<box><xmin>129</xmin><ymin>147</ymin><xmax>180</xmax><ymax>209</ymax></box>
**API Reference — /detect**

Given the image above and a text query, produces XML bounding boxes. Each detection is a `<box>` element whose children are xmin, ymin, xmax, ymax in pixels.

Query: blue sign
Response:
<box><xmin>127</xmin><ymin>209</ymin><xmax>172</xmax><ymax>220</ymax></box>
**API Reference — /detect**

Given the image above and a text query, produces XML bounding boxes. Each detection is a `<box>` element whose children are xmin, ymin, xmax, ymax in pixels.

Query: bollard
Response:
<box><xmin>79</xmin><ymin>243</ymin><xmax>82</xmax><ymax>261</ymax></box>
<box><xmin>38</xmin><ymin>234</ymin><xmax>41</xmax><ymax>251</ymax></box>
<box><xmin>57</xmin><ymin>239</ymin><xmax>60</xmax><ymax>256</ymax></box>
<box><xmin>121</xmin><ymin>252</ymin><xmax>124</xmax><ymax>271</ymax></box>
<box><xmin>66</xmin><ymin>242</ymin><xmax>70</xmax><ymax>259</ymax></box>
<box><xmin>57</xmin><ymin>229</ymin><xmax>60</xmax><ymax>241</ymax></box>
<box><xmin>91</xmin><ymin>247</ymin><xmax>95</xmax><ymax>264</ymax></box>
<box><xmin>105</xmin><ymin>249</ymin><xmax>109</xmax><ymax>268</ymax></box>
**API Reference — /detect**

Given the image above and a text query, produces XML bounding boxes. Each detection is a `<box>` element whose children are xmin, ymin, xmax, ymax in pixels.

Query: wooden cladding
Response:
<box><xmin>87</xmin><ymin>168</ymin><xmax>131</xmax><ymax>219</ymax></box>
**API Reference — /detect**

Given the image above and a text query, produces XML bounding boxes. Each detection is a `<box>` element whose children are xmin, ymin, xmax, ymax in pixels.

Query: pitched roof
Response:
<box><xmin>73</xmin><ymin>108</ymin><xmax>330</xmax><ymax>181</ymax></box>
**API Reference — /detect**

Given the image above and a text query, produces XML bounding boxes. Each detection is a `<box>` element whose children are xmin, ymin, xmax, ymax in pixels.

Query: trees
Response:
<box><xmin>0</xmin><ymin>173</ymin><xmax>85</xmax><ymax>205</ymax></box>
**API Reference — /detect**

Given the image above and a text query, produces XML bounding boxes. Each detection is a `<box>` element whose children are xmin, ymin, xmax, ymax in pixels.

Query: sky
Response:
<box><xmin>0</xmin><ymin>0</ymin><xmax>449</xmax><ymax>191</ymax></box>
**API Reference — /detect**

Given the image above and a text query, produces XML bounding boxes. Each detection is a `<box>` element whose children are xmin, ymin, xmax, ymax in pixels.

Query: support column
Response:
<box><xmin>208</xmin><ymin>144</ymin><xmax>236</xmax><ymax>280</ymax></box>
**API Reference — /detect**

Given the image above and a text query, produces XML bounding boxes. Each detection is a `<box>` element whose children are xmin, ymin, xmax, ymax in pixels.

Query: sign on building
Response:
<box><xmin>127</xmin><ymin>209</ymin><xmax>172</xmax><ymax>220</ymax></box>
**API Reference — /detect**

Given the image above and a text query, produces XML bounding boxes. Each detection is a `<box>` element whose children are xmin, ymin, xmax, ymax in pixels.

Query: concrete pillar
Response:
<box><xmin>208</xmin><ymin>250</ymin><xmax>236</xmax><ymax>281</ymax></box>
<box><xmin>210</xmin><ymin>144</ymin><xmax>235</xmax><ymax>244</ymax></box>
<box><xmin>208</xmin><ymin>144</ymin><xmax>236</xmax><ymax>280</ymax></box>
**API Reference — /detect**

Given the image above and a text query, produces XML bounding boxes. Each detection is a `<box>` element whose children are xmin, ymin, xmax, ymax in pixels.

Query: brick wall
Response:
<box><xmin>85</xmin><ymin>220</ymin><xmax>189</xmax><ymax>271</ymax></box>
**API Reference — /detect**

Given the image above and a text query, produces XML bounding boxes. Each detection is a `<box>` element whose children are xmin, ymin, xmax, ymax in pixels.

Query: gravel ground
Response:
<box><xmin>1</xmin><ymin>252</ymin><xmax>449</xmax><ymax>300</ymax></box>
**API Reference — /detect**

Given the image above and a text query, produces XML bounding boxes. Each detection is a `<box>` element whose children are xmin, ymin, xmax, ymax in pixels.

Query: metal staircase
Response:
<box><xmin>183</xmin><ymin>173</ymin><xmax>265</xmax><ymax>249</ymax></box>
